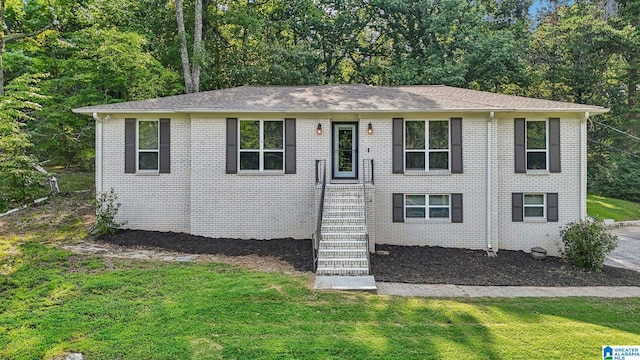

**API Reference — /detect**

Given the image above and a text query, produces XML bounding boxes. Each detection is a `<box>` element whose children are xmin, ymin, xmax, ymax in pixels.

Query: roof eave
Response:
<box><xmin>74</xmin><ymin>107</ymin><xmax>610</xmax><ymax>115</ymax></box>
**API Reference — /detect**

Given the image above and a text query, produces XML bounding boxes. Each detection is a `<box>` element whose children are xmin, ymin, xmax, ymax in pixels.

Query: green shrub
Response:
<box><xmin>560</xmin><ymin>219</ymin><xmax>618</xmax><ymax>271</ymax></box>
<box><xmin>93</xmin><ymin>188</ymin><xmax>126</xmax><ymax>235</ymax></box>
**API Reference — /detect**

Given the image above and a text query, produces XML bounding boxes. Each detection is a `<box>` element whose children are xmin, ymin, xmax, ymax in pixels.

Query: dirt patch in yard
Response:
<box><xmin>97</xmin><ymin>230</ymin><xmax>640</xmax><ymax>286</ymax></box>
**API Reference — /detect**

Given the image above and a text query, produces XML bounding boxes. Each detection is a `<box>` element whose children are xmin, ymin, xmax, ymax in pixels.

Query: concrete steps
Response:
<box><xmin>316</xmin><ymin>184</ymin><xmax>370</xmax><ymax>276</ymax></box>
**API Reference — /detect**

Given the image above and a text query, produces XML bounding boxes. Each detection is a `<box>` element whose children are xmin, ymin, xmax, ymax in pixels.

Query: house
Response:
<box><xmin>73</xmin><ymin>84</ymin><xmax>608</xmax><ymax>275</ymax></box>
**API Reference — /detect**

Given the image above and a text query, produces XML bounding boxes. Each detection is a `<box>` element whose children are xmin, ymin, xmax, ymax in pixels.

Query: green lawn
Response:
<box><xmin>587</xmin><ymin>193</ymin><xmax>640</xmax><ymax>221</ymax></box>
<box><xmin>1</xmin><ymin>177</ymin><xmax>639</xmax><ymax>359</ymax></box>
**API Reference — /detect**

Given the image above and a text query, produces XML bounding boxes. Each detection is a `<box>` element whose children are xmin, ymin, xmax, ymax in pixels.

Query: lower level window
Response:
<box><xmin>524</xmin><ymin>194</ymin><xmax>545</xmax><ymax>218</ymax></box>
<box><xmin>405</xmin><ymin>194</ymin><xmax>450</xmax><ymax>219</ymax></box>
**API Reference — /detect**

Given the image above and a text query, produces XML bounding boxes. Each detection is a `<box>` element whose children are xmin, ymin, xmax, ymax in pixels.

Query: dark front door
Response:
<box><xmin>332</xmin><ymin>123</ymin><xmax>358</xmax><ymax>179</ymax></box>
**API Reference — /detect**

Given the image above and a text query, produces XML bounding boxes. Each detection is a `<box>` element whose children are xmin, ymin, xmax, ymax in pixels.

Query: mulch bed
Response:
<box><xmin>97</xmin><ymin>230</ymin><xmax>640</xmax><ymax>287</ymax></box>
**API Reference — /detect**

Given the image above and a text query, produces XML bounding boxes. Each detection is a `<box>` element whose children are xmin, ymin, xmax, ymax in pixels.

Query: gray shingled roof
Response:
<box><xmin>72</xmin><ymin>84</ymin><xmax>608</xmax><ymax>114</ymax></box>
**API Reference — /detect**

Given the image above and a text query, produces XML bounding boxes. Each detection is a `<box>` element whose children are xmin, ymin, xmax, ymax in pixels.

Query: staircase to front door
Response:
<box><xmin>316</xmin><ymin>184</ymin><xmax>370</xmax><ymax>275</ymax></box>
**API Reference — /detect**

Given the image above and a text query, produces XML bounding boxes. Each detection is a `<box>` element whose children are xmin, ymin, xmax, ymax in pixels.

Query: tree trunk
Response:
<box><xmin>192</xmin><ymin>0</ymin><xmax>203</xmax><ymax>93</ymax></box>
<box><xmin>176</xmin><ymin>0</ymin><xmax>194</xmax><ymax>93</ymax></box>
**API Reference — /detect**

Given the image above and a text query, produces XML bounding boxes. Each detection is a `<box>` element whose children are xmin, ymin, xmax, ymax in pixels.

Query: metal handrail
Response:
<box><xmin>312</xmin><ymin>159</ymin><xmax>327</xmax><ymax>272</ymax></box>
<box><xmin>362</xmin><ymin>159</ymin><xmax>372</xmax><ymax>274</ymax></box>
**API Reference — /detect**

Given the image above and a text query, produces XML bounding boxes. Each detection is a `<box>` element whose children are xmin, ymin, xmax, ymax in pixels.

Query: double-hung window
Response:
<box><xmin>405</xmin><ymin>120</ymin><xmax>449</xmax><ymax>171</ymax></box>
<box><xmin>405</xmin><ymin>194</ymin><xmax>450</xmax><ymax>219</ymax></box>
<box><xmin>239</xmin><ymin>120</ymin><xmax>284</xmax><ymax>171</ymax></box>
<box><xmin>526</xmin><ymin>120</ymin><xmax>547</xmax><ymax>170</ymax></box>
<box><xmin>137</xmin><ymin>120</ymin><xmax>159</xmax><ymax>171</ymax></box>
<box><xmin>523</xmin><ymin>194</ymin><xmax>545</xmax><ymax>219</ymax></box>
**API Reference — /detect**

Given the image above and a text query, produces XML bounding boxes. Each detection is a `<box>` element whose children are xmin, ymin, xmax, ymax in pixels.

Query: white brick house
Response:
<box><xmin>73</xmin><ymin>85</ymin><xmax>607</xmax><ymax>274</ymax></box>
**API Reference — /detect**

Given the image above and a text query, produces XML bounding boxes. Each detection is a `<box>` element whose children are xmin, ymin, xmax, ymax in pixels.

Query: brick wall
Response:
<box><xmin>100</xmin><ymin>112</ymin><xmax>585</xmax><ymax>255</ymax></box>
<box><xmin>101</xmin><ymin>116</ymin><xmax>191</xmax><ymax>233</ymax></box>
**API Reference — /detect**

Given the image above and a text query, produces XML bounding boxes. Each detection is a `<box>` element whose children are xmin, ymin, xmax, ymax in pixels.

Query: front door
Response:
<box><xmin>332</xmin><ymin>123</ymin><xmax>358</xmax><ymax>179</ymax></box>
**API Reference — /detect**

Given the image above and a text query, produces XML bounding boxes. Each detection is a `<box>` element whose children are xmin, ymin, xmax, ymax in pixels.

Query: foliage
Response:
<box><xmin>560</xmin><ymin>219</ymin><xmax>618</xmax><ymax>271</ymax></box>
<box><xmin>0</xmin><ymin>74</ymin><xmax>47</xmax><ymax>208</ymax></box>
<box><xmin>93</xmin><ymin>188</ymin><xmax>126</xmax><ymax>235</ymax></box>
<box><xmin>588</xmin><ymin>193</ymin><xmax>640</xmax><ymax>222</ymax></box>
<box><xmin>589</xmin><ymin>153</ymin><xmax>640</xmax><ymax>203</ymax></box>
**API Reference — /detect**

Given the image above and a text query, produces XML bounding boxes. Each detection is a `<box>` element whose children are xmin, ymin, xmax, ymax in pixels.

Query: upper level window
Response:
<box><xmin>405</xmin><ymin>194</ymin><xmax>450</xmax><ymax>219</ymax></box>
<box><xmin>405</xmin><ymin>120</ymin><xmax>449</xmax><ymax>171</ymax></box>
<box><xmin>137</xmin><ymin>120</ymin><xmax>159</xmax><ymax>171</ymax></box>
<box><xmin>239</xmin><ymin>120</ymin><xmax>284</xmax><ymax>171</ymax></box>
<box><xmin>526</xmin><ymin>120</ymin><xmax>547</xmax><ymax>170</ymax></box>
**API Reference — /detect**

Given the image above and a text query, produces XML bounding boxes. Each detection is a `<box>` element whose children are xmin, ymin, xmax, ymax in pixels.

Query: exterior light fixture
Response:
<box><xmin>367</xmin><ymin>123</ymin><xmax>373</xmax><ymax>135</ymax></box>
<box><xmin>317</xmin><ymin>123</ymin><xmax>323</xmax><ymax>135</ymax></box>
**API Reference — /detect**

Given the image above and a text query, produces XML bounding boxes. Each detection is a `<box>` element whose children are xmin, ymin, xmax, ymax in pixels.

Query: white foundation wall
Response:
<box><xmin>100</xmin><ymin>116</ymin><xmax>191</xmax><ymax>233</ymax></box>
<box><xmin>496</xmin><ymin>115</ymin><xmax>583</xmax><ymax>256</ymax></box>
<box><xmin>364</xmin><ymin>116</ymin><xmax>490</xmax><ymax>250</ymax></box>
<box><xmin>189</xmin><ymin>116</ymin><xmax>327</xmax><ymax>239</ymax></box>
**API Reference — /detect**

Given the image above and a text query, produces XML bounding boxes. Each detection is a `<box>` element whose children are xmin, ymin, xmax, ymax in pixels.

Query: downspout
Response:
<box><xmin>92</xmin><ymin>113</ymin><xmax>104</xmax><ymax>195</ymax></box>
<box><xmin>487</xmin><ymin>112</ymin><xmax>494</xmax><ymax>254</ymax></box>
<box><xmin>581</xmin><ymin>112</ymin><xmax>589</xmax><ymax>220</ymax></box>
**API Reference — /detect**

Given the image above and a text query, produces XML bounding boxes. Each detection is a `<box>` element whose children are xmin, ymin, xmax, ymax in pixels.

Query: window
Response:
<box><xmin>239</xmin><ymin>120</ymin><xmax>284</xmax><ymax>171</ymax></box>
<box><xmin>137</xmin><ymin>120</ymin><xmax>159</xmax><ymax>171</ymax></box>
<box><xmin>405</xmin><ymin>120</ymin><xmax>449</xmax><ymax>171</ymax></box>
<box><xmin>405</xmin><ymin>194</ymin><xmax>450</xmax><ymax>219</ymax></box>
<box><xmin>526</xmin><ymin>120</ymin><xmax>547</xmax><ymax>170</ymax></box>
<box><xmin>523</xmin><ymin>194</ymin><xmax>545</xmax><ymax>218</ymax></box>
<box><xmin>512</xmin><ymin>192</ymin><xmax>558</xmax><ymax>222</ymax></box>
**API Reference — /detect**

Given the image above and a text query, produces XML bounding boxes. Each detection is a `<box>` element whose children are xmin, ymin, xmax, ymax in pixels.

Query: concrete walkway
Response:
<box><xmin>376</xmin><ymin>283</ymin><xmax>640</xmax><ymax>298</ymax></box>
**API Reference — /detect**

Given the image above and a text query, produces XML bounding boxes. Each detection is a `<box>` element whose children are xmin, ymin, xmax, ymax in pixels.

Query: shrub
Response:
<box><xmin>560</xmin><ymin>219</ymin><xmax>618</xmax><ymax>271</ymax></box>
<box><xmin>93</xmin><ymin>188</ymin><xmax>127</xmax><ymax>235</ymax></box>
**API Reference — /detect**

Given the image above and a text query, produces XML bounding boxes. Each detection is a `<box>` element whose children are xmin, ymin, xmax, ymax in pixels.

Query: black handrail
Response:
<box><xmin>313</xmin><ymin>159</ymin><xmax>327</xmax><ymax>272</ymax></box>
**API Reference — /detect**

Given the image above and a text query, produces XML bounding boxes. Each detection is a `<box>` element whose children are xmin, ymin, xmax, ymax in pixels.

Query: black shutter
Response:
<box><xmin>285</xmin><ymin>118</ymin><xmax>296</xmax><ymax>174</ymax></box>
<box><xmin>547</xmin><ymin>193</ymin><xmax>558</xmax><ymax>222</ymax></box>
<box><xmin>125</xmin><ymin>118</ymin><xmax>136</xmax><ymax>174</ymax></box>
<box><xmin>514</xmin><ymin>118</ymin><xmax>526</xmax><ymax>173</ymax></box>
<box><xmin>549</xmin><ymin>118</ymin><xmax>561</xmax><ymax>173</ymax></box>
<box><xmin>393</xmin><ymin>193</ymin><xmax>404</xmax><ymax>223</ymax></box>
<box><xmin>450</xmin><ymin>118</ymin><xmax>463</xmax><ymax>173</ymax></box>
<box><xmin>512</xmin><ymin>193</ymin><xmax>524</xmax><ymax>222</ymax></box>
<box><xmin>392</xmin><ymin>118</ymin><xmax>404</xmax><ymax>174</ymax></box>
<box><xmin>226</xmin><ymin>118</ymin><xmax>238</xmax><ymax>174</ymax></box>
<box><xmin>159</xmin><ymin>118</ymin><xmax>170</xmax><ymax>174</ymax></box>
<box><xmin>451</xmin><ymin>193</ymin><xmax>463</xmax><ymax>223</ymax></box>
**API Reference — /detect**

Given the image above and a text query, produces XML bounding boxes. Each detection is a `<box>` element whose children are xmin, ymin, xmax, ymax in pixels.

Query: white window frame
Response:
<box><xmin>238</xmin><ymin>119</ymin><xmax>285</xmax><ymax>172</ymax></box>
<box><xmin>404</xmin><ymin>119</ymin><xmax>450</xmax><ymax>172</ymax></box>
<box><xmin>523</xmin><ymin>193</ymin><xmax>546</xmax><ymax>220</ymax></box>
<box><xmin>136</xmin><ymin>119</ymin><xmax>159</xmax><ymax>173</ymax></box>
<box><xmin>405</xmin><ymin>194</ymin><xmax>451</xmax><ymax>220</ymax></box>
<box><xmin>525</xmin><ymin>119</ymin><xmax>548</xmax><ymax>171</ymax></box>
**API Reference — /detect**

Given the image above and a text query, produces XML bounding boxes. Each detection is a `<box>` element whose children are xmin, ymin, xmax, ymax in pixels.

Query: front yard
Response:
<box><xmin>1</xmin><ymin>173</ymin><xmax>639</xmax><ymax>359</ymax></box>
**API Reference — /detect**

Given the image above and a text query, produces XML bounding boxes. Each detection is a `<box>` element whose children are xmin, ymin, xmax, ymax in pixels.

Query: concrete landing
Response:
<box><xmin>314</xmin><ymin>276</ymin><xmax>377</xmax><ymax>291</ymax></box>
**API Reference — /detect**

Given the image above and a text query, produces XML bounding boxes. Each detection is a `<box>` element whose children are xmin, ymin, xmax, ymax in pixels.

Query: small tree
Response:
<box><xmin>93</xmin><ymin>188</ymin><xmax>126</xmax><ymax>235</ymax></box>
<box><xmin>560</xmin><ymin>219</ymin><xmax>618</xmax><ymax>271</ymax></box>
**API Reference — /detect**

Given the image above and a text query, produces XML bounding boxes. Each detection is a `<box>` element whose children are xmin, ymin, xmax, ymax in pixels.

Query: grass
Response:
<box><xmin>1</xmin><ymin>173</ymin><xmax>639</xmax><ymax>359</ymax></box>
<box><xmin>587</xmin><ymin>193</ymin><xmax>640</xmax><ymax>221</ymax></box>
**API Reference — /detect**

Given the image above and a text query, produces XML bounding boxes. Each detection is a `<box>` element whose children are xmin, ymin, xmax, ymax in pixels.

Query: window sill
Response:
<box><xmin>135</xmin><ymin>170</ymin><xmax>159</xmax><ymax>176</ymax></box>
<box><xmin>404</xmin><ymin>170</ymin><xmax>451</xmax><ymax>176</ymax></box>
<box><xmin>524</xmin><ymin>217</ymin><xmax>547</xmax><ymax>223</ymax></box>
<box><xmin>526</xmin><ymin>170</ymin><xmax>550</xmax><ymax>175</ymax></box>
<box><xmin>237</xmin><ymin>170</ymin><xmax>285</xmax><ymax>176</ymax></box>
<box><xmin>405</xmin><ymin>218</ymin><xmax>451</xmax><ymax>224</ymax></box>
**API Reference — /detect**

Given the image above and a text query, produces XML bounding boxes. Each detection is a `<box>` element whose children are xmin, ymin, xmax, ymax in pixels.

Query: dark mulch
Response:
<box><xmin>97</xmin><ymin>230</ymin><xmax>640</xmax><ymax>286</ymax></box>
<box><xmin>372</xmin><ymin>245</ymin><xmax>640</xmax><ymax>286</ymax></box>
<box><xmin>97</xmin><ymin>230</ymin><xmax>313</xmax><ymax>272</ymax></box>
